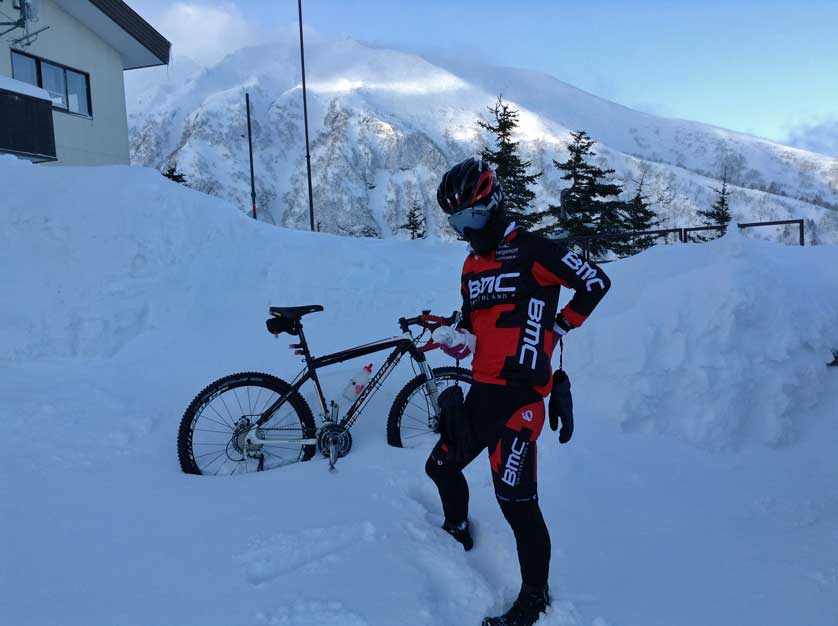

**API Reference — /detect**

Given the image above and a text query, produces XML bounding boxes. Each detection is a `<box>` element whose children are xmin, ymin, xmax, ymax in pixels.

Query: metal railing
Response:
<box><xmin>567</xmin><ymin>219</ymin><xmax>806</xmax><ymax>261</ymax></box>
<box><xmin>683</xmin><ymin>219</ymin><xmax>805</xmax><ymax>245</ymax></box>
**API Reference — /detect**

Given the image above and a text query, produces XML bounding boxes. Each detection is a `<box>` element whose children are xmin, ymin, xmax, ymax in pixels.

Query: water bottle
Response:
<box><xmin>342</xmin><ymin>363</ymin><xmax>374</xmax><ymax>401</ymax></box>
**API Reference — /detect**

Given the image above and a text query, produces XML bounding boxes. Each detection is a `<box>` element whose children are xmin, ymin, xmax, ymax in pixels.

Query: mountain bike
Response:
<box><xmin>177</xmin><ymin>305</ymin><xmax>472</xmax><ymax>475</ymax></box>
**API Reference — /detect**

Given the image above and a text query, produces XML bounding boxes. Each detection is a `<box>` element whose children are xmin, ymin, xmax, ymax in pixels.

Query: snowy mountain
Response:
<box><xmin>2</xmin><ymin>155</ymin><xmax>838</xmax><ymax>626</ymax></box>
<box><xmin>788</xmin><ymin>117</ymin><xmax>838</xmax><ymax>158</ymax></box>
<box><xmin>126</xmin><ymin>36</ymin><xmax>838</xmax><ymax>244</ymax></box>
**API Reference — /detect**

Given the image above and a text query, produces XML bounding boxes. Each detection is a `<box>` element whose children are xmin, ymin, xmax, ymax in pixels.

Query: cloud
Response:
<box><xmin>155</xmin><ymin>2</ymin><xmax>270</xmax><ymax>66</ymax></box>
<box><xmin>786</xmin><ymin>117</ymin><xmax>838</xmax><ymax>158</ymax></box>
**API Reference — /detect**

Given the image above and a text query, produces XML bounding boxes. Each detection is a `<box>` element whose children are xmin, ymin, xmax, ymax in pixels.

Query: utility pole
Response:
<box><xmin>297</xmin><ymin>0</ymin><xmax>315</xmax><ymax>231</ymax></box>
<box><xmin>245</xmin><ymin>92</ymin><xmax>257</xmax><ymax>220</ymax></box>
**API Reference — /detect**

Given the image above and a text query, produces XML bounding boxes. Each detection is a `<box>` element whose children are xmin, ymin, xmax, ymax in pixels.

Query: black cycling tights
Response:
<box><xmin>425</xmin><ymin>450</ymin><xmax>551</xmax><ymax>588</ymax></box>
<box><xmin>425</xmin><ymin>383</ymin><xmax>552</xmax><ymax>587</ymax></box>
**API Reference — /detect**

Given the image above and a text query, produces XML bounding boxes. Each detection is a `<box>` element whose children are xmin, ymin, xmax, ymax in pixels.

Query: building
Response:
<box><xmin>0</xmin><ymin>0</ymin><xmax>169</xmax><ymax>165</ymax></box>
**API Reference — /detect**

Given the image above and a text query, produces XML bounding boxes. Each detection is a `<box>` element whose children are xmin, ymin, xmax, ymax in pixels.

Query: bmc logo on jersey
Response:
<box><xmin>518</xmin><ymin>298</ymin><xmax>544</xmax><ymax>370</ymax></box>
<box><xmin>562</xmin><ymin>251</ymin><xmax>607</xmax><ymax>292</ymax></box>
<box><xmin>468</xmin><ymin>272</ymin><xmax>520</xmax><ymax>300</ymax></box>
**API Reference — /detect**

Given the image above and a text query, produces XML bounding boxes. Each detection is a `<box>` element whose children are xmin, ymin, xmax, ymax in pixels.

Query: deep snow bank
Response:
<box><xmin>571</xmin><ymin>228</ymin><xmax>838</xmax><ymax>449</ymax></box>
<box><xmin>3</xmin><ymin>154</ymin><xmax>835</xmax><ymax>451</ymax></box>
<box><xmin>2</xmin><ymin>156</ymin><xmax>838</xmax><ymax>626</ymax></box>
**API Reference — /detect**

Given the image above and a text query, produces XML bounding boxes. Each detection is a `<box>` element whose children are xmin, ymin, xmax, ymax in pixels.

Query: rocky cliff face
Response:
<box><xmin>127</xmin><ymin>37</ymin><xmax>838</xmax><ymax>244</ymax></box>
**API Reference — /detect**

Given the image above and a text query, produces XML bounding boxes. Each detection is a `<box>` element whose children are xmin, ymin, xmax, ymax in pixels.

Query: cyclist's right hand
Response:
<box><xmin>432</xmin><ymin>326</ymin><xmax>475</xmax><ymax>359</ymax></box>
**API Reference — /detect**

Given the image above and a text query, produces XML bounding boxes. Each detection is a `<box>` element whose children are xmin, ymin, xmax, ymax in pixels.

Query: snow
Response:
<box><xmin>0</xmin><ymin>74</ymin><xmax>50</xmax><ymax>100</ymax></box>
<box><xmin>1</xmin><ymin>155</ymin><xmax>837</xmax><ymax>626</ymax></box>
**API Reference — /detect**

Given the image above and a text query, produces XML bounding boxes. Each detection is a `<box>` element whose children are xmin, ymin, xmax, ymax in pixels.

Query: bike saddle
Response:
<box><xmin>269</xmin><ymin>305</ymin><xmax>324</xmax><ymax>319</ymax></box>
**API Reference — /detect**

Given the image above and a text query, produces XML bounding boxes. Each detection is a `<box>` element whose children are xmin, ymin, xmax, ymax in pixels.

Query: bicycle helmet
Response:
<box><xmin>437</xmin><ymin>158</ymin><xmax>509</xmax><ymax>254</ymax></box>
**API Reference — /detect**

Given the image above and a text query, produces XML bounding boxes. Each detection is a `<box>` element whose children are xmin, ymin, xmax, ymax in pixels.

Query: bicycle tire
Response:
<box><xmin>387</xmin><ymin>366</ymin><xmax>472</xmax><ymax>448</ymax></box>
<box><xmin>178</xmin><ymin>371</ymin><xmax>316</xmax><ymax>475</ymax></box>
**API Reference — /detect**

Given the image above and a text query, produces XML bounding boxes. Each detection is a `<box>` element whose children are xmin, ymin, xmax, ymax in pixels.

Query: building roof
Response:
<box><xmin>53</xmin><ymin>0</ymin><xmax>171</xmax><ymax>70</ymax></box>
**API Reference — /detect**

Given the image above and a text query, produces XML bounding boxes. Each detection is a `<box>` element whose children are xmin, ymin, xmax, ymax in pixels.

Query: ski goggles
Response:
<box><xmin>447</xmin><ymin>203</ymin><xmax>492</xmax><ymax>235</ymax></box>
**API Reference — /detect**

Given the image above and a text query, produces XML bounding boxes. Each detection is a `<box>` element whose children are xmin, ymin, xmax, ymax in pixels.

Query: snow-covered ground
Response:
<box><xmin>2</xmin><ymin>155</ymin><xmax>837</xmax><ymax>626</ymax></box>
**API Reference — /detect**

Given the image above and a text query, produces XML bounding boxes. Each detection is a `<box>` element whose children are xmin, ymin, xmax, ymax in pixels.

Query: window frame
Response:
<box><xmin>9</xmin><ymin>49</ymin><xmax>93</xmax><ymax>119</ymax></box>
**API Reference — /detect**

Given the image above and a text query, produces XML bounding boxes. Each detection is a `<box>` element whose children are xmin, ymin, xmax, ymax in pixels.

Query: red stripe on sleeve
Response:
<box><xmin>561</xmin><ymin>306</ymin><xmax>587</xmax><ymax>328</ymax></box>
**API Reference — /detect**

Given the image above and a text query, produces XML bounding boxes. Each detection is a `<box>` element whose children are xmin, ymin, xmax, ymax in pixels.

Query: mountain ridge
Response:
<box><xmin>126</xmin><ymin>35</ymin><xmax>838</xmax><ymax>243</ymax></box>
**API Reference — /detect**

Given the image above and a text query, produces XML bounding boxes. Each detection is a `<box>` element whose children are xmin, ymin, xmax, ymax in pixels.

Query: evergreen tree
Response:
<box><xmin>162</xmin><ymin>165</ymin><xmax>188</xmax><ymax>186</ymax></box>
<box><xmin>623</xmin><ymin>171</ymin><xmax>660</xmax><ymax>254</ymax></box>
<box><xmin>478</xmin><ymin>95</ymin><xmax>542</xmax><ymax>227</ymax></box>
<box><xmin>697</xmin><ymin>169</ymin><xmax>733</xmax><ymax>240</ymax></box>
<box><xmin>537</xmin><ymin>130</ymin><xmax>629</xmax><ymax>258</ymax></box>
<box><xmin>401</xmin><ymin>198</ymin><xmax>426</xmax><ymax>239</ymax></box>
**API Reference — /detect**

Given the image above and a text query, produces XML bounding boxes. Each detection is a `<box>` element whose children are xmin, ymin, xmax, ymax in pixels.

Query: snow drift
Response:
<box><xmin>2</xmin><ymin>156</ymin><xmax>837</xmax><ymax>626</ymax></box>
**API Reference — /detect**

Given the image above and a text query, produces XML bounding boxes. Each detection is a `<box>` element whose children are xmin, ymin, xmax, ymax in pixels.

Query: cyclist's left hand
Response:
<box><xmin>433</xmin><ymin>326</ymin><xmax>475</xmax><ymax>359</ymax></box>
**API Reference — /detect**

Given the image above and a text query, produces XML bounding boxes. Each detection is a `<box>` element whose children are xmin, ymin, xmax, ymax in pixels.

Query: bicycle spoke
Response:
<box><xmin>195</xmin><ymin>448</ymin><xmax>228</xmax><ymax>461</ymax></box>
<box><xmin>265</xmin><ymin>410</ymin><xmax>297</xmax><ymax>429</ymax></box>
<box><xmin>194</xmin><ymin>428</ymin><xmax>233</xmax><ymax>435</ymax></box>
<box><xmin>404</xmin><ymin>430</ymin><xmax>437</xmax><ymax>440</ymax></box>
<box><xmin>256</xmin><ymin>391</ymin><xmax>278</xmax><ymax>416</ymax></box>
<box><xmin>252</xmin><ymin>386</ymin><xmax>264</xmax><ymax>415</ymax></box>
<box><xmin>218</xmin><ymin>393</ymin><xmax>237</xmax><ymax>425</ymax></box>
<box><xmin>232</xmin><ymin>388</ymin><xmax>246</xmax><ymax>421</ymax></box>
<box><xmin>204</xmin><ymin>451</ymin><xmax>229</xmax><ymax>473</ymax></box>
<box><xmin>205</xmin><ymin>402</ymin><xmax>235</xmax><ymax>429</ymax></box>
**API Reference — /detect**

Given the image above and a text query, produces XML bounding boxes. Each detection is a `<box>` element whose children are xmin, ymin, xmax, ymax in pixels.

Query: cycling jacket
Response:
<box><xmin>458</xmin><ymin>224</ymin><xmax>611</xmax><ymax>395</ymax></box>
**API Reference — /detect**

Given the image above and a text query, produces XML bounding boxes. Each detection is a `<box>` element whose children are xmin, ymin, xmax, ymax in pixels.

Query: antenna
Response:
<box><xmin>22</xmin><ymin>0</ymin><xmax>41</xmax><ymax>21</ymax></box>
<box><xmin>1</xmin><ymin>0</ymin><xmax>49</xmax><ymax>47</ymax></box>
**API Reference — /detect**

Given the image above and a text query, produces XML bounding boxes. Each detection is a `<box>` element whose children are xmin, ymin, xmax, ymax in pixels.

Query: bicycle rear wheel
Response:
<box><xmin>387</xmin><ymin>366</ymin><xmax>472</xmax><ymax>448</ymax></box>
<box><xmin>178</xmin><ymin>372</ymin><xmax>316</xmax><ymax>475</ymax></box>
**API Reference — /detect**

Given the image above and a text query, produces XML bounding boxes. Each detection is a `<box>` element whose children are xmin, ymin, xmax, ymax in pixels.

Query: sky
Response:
<box><xmin>130</xmin><ymin>0</ymin><xmax>838</xmax><ymax>147</ymax></box>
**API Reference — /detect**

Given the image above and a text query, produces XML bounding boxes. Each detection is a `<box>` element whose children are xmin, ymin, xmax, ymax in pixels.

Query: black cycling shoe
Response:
<box><xmin>482</xmin><ymin>583</ymin><xmax>550</xmax><ymax>626</ymax></box>
<box><xmin>442</xmin><ymin>518</ymin><xmax>474</xmax><ymax>551</ymax></box>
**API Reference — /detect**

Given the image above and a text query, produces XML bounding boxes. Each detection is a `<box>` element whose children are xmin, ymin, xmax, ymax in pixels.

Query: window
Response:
<box><xmin>66</xmin><ymin>70</ymin><xmax>89</xmax><ymax>115</ymax></box>
<box><xmin>10</xmin><ymin>51</ymin><xmax>91</xmax><ymax>117</ymax></box>
<box><xmin>40</xmin><ymin>62</ymin><xmax>67</xmax><ymax>108</ymax></box>
<box><xmin>11</xmin><ymin>52</ymin><xmax>37</xmax><ymax>86</ymax></box>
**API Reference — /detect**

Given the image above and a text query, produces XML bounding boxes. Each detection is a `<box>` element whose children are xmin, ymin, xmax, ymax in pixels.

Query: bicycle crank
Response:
<box><xmin>317</xmin><ymin>423</ymin><xmax>353</xmax><ymax>470</ymax></box>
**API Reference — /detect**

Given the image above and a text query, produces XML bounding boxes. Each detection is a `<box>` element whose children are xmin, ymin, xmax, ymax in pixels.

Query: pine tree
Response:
<box><xmin>697</xmin><ymin>169</ymin><xmax>733</xmax><ymax>240</ymax></box>
<box><xmin>478</xmin><ymin>95</ymin><xmax>542</xmax><ymax>227</ymax></box>
<box><xmin>401</xmin><ymin>198</ymin><xmax>426</xmax><ymax>239</ymax></box>
<box><xmin>537</xmin><ymin>130</ymin><xmax>629</xmax><ymax>258</ymax></box>
<box><xmin>162</xmin><ymin>165</ymin><xmax>188</xmax><ymax>186</ymax></box>
<box><xmin>623</xmin><ymin>171</ymin><xmax>660</xmax><ymax>254</ymax></box>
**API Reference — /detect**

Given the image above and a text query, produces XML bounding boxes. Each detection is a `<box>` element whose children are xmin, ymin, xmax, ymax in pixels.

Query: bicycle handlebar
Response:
<box><xmin>398</xmin><ymin>310</ymin><xmax>459</xmax><ymax>334</ymax></box>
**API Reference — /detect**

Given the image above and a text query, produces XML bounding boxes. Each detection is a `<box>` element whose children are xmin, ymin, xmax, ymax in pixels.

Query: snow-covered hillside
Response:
<box><xmin>2</xmin><ymin>156</ymin><xmax>838</xmax><ymax>626</ymax></box>
<box><xmin>127</xmin><ymin>36</ymin><xmax>838</xmax><ymax>243</ymax></box>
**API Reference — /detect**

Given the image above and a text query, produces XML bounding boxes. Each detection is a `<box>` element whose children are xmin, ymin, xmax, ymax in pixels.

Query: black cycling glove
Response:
<box><xmin>548</xmin><ymin>369</ymin><xmax>574</xmax><ymax>444</ymax></box>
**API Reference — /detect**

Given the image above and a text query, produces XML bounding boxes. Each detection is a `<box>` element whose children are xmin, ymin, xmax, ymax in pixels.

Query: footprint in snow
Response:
<box><xmin>253</xmin><ymin>599</ymin><xmax>370</xmax><ymax>626</ymax></box>
<box><xmin>237</xmin><ymin>521</ymin><xmax>377</xmax><ymax>586</ymax></box>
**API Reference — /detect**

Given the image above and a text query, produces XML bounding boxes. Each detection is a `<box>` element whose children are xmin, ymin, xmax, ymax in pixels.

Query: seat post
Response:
<box><xmin>297</xmin><ymin>324</ymin><xmax>328</xmax><ymax>417</ymax></box>
<box><xmin>296</xmin><ymin>324</ymin><xmax>313</xmax><ymax>361</ymax></box>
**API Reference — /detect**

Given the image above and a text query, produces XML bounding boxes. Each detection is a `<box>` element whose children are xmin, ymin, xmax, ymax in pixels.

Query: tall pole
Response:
<box><xmin>245</xmin><ymin>92</ymin><xmax>257</xmax><ymax>220</ymax></box>
<box><xmin>297</xmin><ymin>0</ymin><xmax>316</xmax><ymax>231</ymax></box>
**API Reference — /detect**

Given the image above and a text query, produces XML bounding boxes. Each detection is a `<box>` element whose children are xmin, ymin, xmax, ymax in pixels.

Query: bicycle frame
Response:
<box><xmin>246</xmin><ymin>325</ymin><xmax>438</xmax><ymax>446</ymax></box>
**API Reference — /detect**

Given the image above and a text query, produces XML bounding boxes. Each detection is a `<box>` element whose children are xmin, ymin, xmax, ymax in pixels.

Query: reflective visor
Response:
<box><xmin>447</xmin><ymin>204</ymin><xmax>492</xmax><ymax>235</ymax></box>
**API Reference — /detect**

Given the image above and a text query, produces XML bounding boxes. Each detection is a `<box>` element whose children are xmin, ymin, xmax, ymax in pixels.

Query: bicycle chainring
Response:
<box><xmin>317</xmin><ymin>423</ymin><xmax>353</xmax><ymax>459</ymax></box>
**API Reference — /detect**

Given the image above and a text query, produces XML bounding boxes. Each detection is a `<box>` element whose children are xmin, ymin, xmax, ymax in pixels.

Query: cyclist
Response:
<box><xmin>427</xmin><ymin>158</ymin><xmax>611</xmax><ymax>626</ymax></box>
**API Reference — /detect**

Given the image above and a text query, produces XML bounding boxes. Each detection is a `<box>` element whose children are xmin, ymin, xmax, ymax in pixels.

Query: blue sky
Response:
<box><xmin>133</xmin><ymin>0</ymin><xmax>838</xmax><ymax>144</ymax></box>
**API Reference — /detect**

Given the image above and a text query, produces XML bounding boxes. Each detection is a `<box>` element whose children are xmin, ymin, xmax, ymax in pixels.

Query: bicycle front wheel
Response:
<box><xmin>178</xmin><ymin>372</ymin><xmax>316</xmax><ymax>475</ymax></box>
<box><xmin>387</xmin><ymin>366</ymin><xmax>472</xmax><ymax>448</ymax></box>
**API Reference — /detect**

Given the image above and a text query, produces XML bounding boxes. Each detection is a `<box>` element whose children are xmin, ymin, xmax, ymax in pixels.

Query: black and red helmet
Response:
<box><xmin>437</xmin><ymin>158</ymin><xmax>504</xmax><ymax>216</ymax></box>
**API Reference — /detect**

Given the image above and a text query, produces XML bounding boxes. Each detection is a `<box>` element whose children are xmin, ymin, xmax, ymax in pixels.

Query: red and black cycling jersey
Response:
<box><xmin>458</xmin><ymin>225</ymin><xmax>611</xmax><ymax>395</ymax></box>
